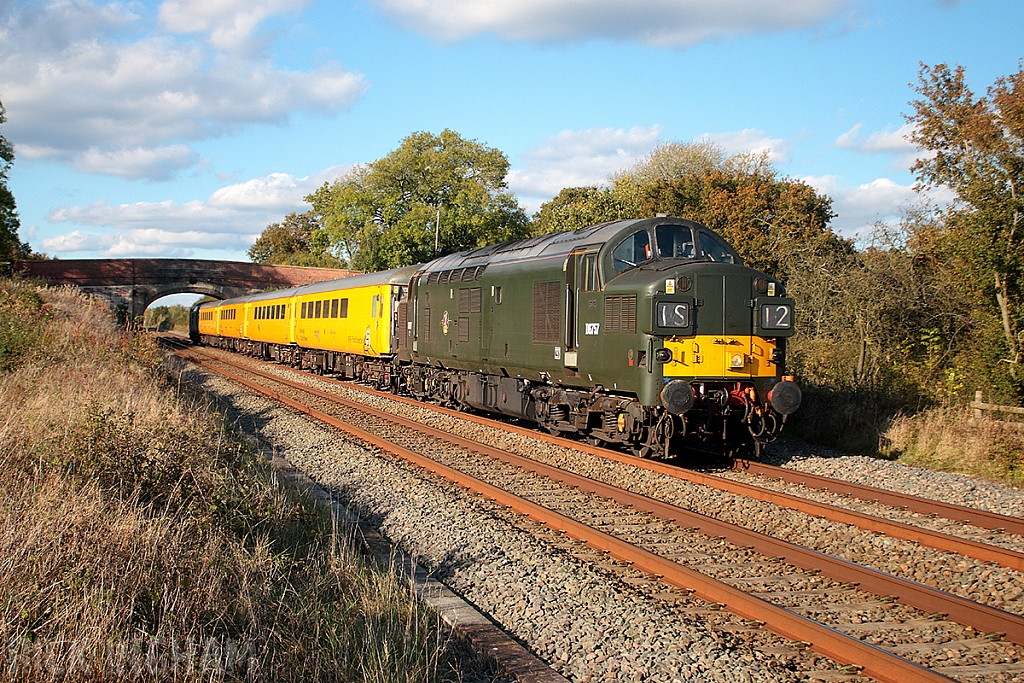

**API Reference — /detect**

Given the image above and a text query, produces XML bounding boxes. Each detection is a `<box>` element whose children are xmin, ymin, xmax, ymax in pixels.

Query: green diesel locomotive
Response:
<box><xmin>396</xmin><ymin>216</ymin><xmax>801</xmax><ymax>459</ymax></box>
<box><xmin>191</xmin><ymin>215</ymin><xmax>801</xmax><ymax>459</ymax></box>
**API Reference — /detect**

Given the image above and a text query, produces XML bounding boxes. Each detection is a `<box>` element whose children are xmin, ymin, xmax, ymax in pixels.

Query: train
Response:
<box><xmin>190</xmin><ymin>216</ymin><xmax>801</xmax><ymax>459</ymax></box>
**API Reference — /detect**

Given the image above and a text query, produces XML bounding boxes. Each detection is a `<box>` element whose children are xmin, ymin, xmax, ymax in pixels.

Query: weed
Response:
<box><xmin>0</xmin><ymin>279</ymin><xmax>478</xmax><ymax>682</ymax></box>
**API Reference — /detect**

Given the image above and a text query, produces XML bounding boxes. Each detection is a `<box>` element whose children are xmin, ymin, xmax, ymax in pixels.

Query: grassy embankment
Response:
<box><xmin>787</xmin><ymin>387</ymin><xmax>1024</xmax><ymax>485</ymax></box>
<box><xmin>0</xmin><ymin>278</ymin><xmax>480</xmax><ymax>682</ymax></box>
<box><xmin>880</xmin><ymin>408</ymin><xmax>1024</xmax><ymax>486</ymax></box>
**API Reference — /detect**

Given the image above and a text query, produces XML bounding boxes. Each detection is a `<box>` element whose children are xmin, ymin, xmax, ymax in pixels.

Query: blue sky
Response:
<box><xmin>2</xmin><ymin>0</ymin><xmax>1021</xmax><ymax>272</ymax></box>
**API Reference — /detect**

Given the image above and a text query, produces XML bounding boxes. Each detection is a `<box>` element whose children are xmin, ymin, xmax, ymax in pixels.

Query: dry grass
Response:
<box><xmin>0</xmin><ymin>280</ymin><xmax>475</xmax><ymax>682</ymax></box>
<box><xmin>881</xmin><ymin>407</ymin><xmax>1024</xmax><ymax>485</ymax></box>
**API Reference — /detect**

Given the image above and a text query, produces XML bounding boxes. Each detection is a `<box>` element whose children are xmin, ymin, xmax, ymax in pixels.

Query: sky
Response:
<box><xmin>1</xmin><ymin>0</ymin><xmax>1021</xmax><ymax>284</ymax></box>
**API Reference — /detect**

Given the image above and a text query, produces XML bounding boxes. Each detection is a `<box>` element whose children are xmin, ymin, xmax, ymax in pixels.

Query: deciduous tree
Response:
<box><xmin>908</xmin><ymin>63</ymin><xmax>1024</xmax><ymax>380</ymax></box>
<box><xmin>308</xmin><ymin>130</ymin><xmax>529</xmax><ymax>271</ymax></box>
<box><xmin>533</xmin><ymin>141</ymin><xmax>842</xmax><ymax>281</ymax></box>
<box><xmin>0</xmin><ymin>98</ymin><xmax>30</xmax><ymax>261</ymax></box>
<box><xmin>247</xmin><ymin>211</ymin><xmax>344</xmax><ymax>268</ymax></box>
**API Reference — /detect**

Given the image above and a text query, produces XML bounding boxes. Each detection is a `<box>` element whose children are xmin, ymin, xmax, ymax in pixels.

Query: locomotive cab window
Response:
<box><xmin>699</xmin><ymin>231</ymin><xmax>739</xmax><ymax>264</ymax></box>
<box><xmin>612</xmin><ymin>230</ymin><xmax>652</xmax><ymax>271</ymax></box>
<box><xmin>655</xmin><ymin>224</ymin><xmax>695</xmax><ymax>259</ymax></box>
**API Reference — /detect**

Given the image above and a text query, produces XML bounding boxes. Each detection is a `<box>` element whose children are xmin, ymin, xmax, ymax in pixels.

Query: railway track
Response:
<box><xmin>223</xmin><ymin>345</ymin><xmax>1024</xmax><ymax>575</ymax></box>
<box><xmin>166</xmin><ymin>338</ymin><xmax>1024</xmax><ymax>682</ymax></box>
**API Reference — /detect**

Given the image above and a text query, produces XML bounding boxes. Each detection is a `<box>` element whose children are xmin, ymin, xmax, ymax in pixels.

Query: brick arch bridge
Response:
<box><xmin>11</xmin><ymin>259</ymin><xmax>359</xmax><ymax>321</ymax></box>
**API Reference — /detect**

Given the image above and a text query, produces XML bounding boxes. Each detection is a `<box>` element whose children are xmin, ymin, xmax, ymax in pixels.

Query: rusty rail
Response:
<box><xmin>280</xmin><ymin>365</ymin><xmax>1024</xmax><ymax>569</ymax></box>
<box><xmin>733</xmin><ymin>459</ymin><xmax>1024</xmax><ymax>538</ymax></box>
<box><xmin>178</xmin><ymin>348</ymin><xmax>956</xmax><ymax>683</ymax></box>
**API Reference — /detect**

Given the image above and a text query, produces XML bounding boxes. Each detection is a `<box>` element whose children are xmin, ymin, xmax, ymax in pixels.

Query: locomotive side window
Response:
<box><xmin>581</xmin><ymin>253</ymin><xmax>598</xmax><ymax>291</ymax></box>
<box><xmin>699</xmin><ymin>232</ymin><xmax>738</xmax><ymax>263</ymax></box>
<box><xmin>612</xmin><ymin>231</ymin><xmax>652</xmax><ymax>271</ymax></box>
<box><xmin>655</xmin><ymin>224</ymin><xmax>695</xmax><ymax>259</ymax></box>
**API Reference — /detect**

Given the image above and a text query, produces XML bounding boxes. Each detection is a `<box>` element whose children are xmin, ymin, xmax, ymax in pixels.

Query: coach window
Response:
<box><xmin>611</xmin><ymin>230</ymin><xmax>652</xmax><ymax>272</ymax></box>
<box><xmin>372</xmin><ymin>295</ymin><xmax>380</xmax><ymax>318</ymax></box>
<box><xmin>331</xmin><ymin>299</ymin><xmax>339</xmax><ymax>318</ymax></box>
<box><xmin>340</xmin><ymin>298</ymin><xmax>349</xmax><ymax>318</ymax></box>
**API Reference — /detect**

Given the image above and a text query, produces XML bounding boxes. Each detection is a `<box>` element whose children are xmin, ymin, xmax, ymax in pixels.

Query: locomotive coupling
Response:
<box><xmin>661</xmin><ymin>379</ymin><xmax>695</xmax><ymax>414</ymax></box>
<box><xmin>767</xmin><ymin>379</ymin><xmax>802</xmax><ymax>415</ymax></box>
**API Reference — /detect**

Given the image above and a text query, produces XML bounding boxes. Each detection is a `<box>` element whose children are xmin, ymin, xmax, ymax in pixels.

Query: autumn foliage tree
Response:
<box><xmin>532</xmin><ymin>141</ymin><xmax>843</xmax><ymax>282</ymax></box>
<box><xmin>907</xmin><ymin>63</ymin><xmax>1024</xmax><ymax>393</ymax></box>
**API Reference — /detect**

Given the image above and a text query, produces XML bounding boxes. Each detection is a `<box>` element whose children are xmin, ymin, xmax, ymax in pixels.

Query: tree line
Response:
<box><xmin>3</xmin><ymin>62</ymin><xmax>1018</xmax><ymax>451</ymax></box>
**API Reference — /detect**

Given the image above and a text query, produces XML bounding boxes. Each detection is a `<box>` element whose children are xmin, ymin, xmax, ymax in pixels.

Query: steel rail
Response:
<box><xmin>178</xmin><ymin>349</ymin><xmax>955</xmax><ymax>683</ymax></box>
<box><xmin>733</xmin><ymin>459</ymin><xmax>1024</xmax><ymax>537</ymax></box>
<box><xmin>175</xmin><ymin>337</ymin><xmax>1024</xmax><ymax>541</ymax></box>
<box><xmin>181</xmin><ymin>349</ymin><xmax>1024</xmax><ymax>646</ymax></box>
<box><xmin>282</xmin><ymin>367</ymin><xmax>1024</xmax><ymax>572</ymax></box>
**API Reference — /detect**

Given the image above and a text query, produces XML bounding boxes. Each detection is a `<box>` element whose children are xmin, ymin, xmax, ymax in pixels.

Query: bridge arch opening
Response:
<box><xmin>144</xmin><ymin>292</ymin><xmax>212</xmax><ymax>333</ymax></box>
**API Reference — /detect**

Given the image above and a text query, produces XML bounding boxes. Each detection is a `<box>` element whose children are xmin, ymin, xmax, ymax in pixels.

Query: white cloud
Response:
<box><xmin>159</xmin><ymin>0</ymin><xmax>308</xmax><ymax>56</ymax></box>
<box><xmin>698</xmin><ymin>128</ymin><xmax>790</xmax><ymax>163</ymax></box>
<box><xmin>508</xmin><ymin>126</ymin><xmax>662</xmax><ymax>211</ymax></box>
<box><xmin>0</xmin><ymin>0</ymin><xmax>367</xmax><ymax>180</ymax></box>
<box><xmin>834</xmin><ymin>122</ymin><xmax>924</xmax><ymax>170</ymax></box>
<box><xmin>73</xmin><ymin>145</ymin><xmax>200</xmax><ymax>181</ymax></box>
<box><xmin>41</xmin><ymin>228</ymin><xmax>253</xmax><ymax>258</ymax></box>
<box><xmin>373</xmin><ymin>0</ymin><xmax>852</xmax><ymax>46</ymax></box>
<box><xmin>41</xmin><ymin>166</ymin><xmax>347</xmax><ymax>257</ymax></box>
<box><xmin>805</xmin><ymin>175</ymin><xmax>925</xmax><ymax>239</ymax></box>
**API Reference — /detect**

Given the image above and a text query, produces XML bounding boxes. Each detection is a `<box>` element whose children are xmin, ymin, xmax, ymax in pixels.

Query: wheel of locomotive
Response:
<box><xmin>628</xmin><ymin>424</ymin><xmax>653</xmax><ymax>457</ymax></box>
<box><xmin>629</xmin><ymin>443</ymin><xmax>654</xmax><ymax>458</ymax></box>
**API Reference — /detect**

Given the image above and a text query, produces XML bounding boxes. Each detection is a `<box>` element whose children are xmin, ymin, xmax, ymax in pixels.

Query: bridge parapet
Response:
<box><xmin>10</xmin><ymin>259</ymin><xmax>361</xmax><ymax>321</ymax></box>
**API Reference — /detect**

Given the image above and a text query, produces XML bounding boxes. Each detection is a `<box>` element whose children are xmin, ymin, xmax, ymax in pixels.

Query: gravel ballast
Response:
<box><xmin>179</xmin><ymin>349</ymin><xmax>1024</xmax><ymax>681</ymax></box>
<box><xmin>182</xmin><ymin>361</ymin><xmax>827</xmax><ymax>683</ymax></box>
